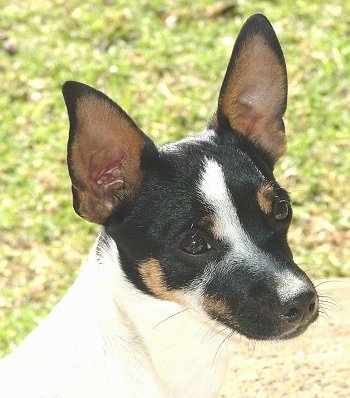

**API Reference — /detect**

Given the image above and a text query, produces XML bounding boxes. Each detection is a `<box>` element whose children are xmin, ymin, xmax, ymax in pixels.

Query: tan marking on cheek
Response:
<box><xmin>257</xmin><ymin>184</ymin><xmax>274</xmax><ymax>214</ymax></box>
<box><xmin>138</xmin><ymin>259</ymin><xmax>182</xmax><ymax>302</ymax></box>
<box><xmin>203</xmin><ymin>295</ymin><xmax>235</xmax><ymax>325</ymax></box>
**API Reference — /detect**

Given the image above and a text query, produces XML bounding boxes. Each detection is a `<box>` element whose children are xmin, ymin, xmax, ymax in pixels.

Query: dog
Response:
<box><xmin>0</xmin><ymin>14</ymin><xmax>319</xmax><ymax>398</ymax></box>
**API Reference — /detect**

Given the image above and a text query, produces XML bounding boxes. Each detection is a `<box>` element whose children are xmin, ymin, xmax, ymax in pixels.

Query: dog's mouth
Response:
<box><xmin>207</xmin><ymin>307</ymin><xmax>319</xmax><ymax>341</ymax></box>
<box><xmin>276</xmin><ymin>321</ymin><xmax>314</xmax><ymax>340</ymax></box>
<box><xmin>246</xmin><ymin>309</ymin><xmax>318</xmax><ymax>341</ymax></box>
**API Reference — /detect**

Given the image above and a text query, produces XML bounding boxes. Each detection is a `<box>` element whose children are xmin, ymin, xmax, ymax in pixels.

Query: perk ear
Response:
<box><xmin>217</xmin><ymin>14</ymin><xmax>288</xmax><ymax>162</ymax></box>
<box><xmin>62</xmin><ymin>81</ymin><xmax>157</xmax><ymax>224</ymax></box>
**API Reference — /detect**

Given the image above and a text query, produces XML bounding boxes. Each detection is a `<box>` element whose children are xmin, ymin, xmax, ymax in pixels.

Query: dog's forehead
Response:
<box><xmin>161</xmin><ymin>129</ymin><xmax>216</xmax><ymax>152</ymax></box>
<box><xmin>160</xmin><ymin>129</ymin><xmax>266</xmax><ymax>182</ymax></box>
<box><xmin>159</xmin><ymin>132</ymin><xmax>272</xmax><ymax>239</ymax></box>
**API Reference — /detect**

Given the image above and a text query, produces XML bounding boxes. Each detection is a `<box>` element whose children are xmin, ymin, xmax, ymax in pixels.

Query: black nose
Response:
<box><xmin>279</xmin><ymin>289</ymin><xmax>318</xmax><ymax>323</ymax></box>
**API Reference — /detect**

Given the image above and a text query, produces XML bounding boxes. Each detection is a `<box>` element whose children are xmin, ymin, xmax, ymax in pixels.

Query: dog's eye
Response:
<box><xmin>179</xmin><ymin>233</ymin><xmax>211</xmax><ymax>255</ymax></box>
<box><xmin>274</xmin><ymin>200</ymin><xmax>290</xmax><ymax>221</ymax></box>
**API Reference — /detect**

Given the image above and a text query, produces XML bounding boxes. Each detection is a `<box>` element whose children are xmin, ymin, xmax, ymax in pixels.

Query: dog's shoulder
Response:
<box><xmin>0</xmin><ymin>236</ymin><xmax>165</xmax><ymax>397</ymax></box>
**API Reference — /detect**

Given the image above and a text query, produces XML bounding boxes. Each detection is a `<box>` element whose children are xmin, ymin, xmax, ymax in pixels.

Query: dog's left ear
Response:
<box><xmin>62</xmin><ymin>81</ymin><xmax>158</xmax><ymax>224</ymax></box>
<box><xmin>216</xmin><ymin>14</ymin><xmax>288</xmax><ymax>162</ymax></box>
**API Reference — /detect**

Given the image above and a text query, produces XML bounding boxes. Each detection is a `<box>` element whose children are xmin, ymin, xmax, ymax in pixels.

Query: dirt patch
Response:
<box><xmin>220</xmin><ymin>279</ymin><xmax>350</xmax><ymax>397</ymax></box>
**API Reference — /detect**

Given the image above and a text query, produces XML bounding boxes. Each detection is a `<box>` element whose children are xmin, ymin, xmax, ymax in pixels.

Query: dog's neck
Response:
<box><xmin>2</xmin><ymin>234</ymin><xmax>233</xmax><ymax>398</ymax></box>
<box><xmin>92</xmin><ymin>233</ymin><xmax>234</xmax><ymax>397</ymax></box>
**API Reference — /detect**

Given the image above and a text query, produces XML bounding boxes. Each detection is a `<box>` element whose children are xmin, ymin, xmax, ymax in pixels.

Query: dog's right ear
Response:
<box><xmin>215</xmin><ymin>14</ymin><xmax>288</xmax><ymax>163</ymax></box>
<box><xmin>62</xmin><ymin>81</ymin><xmax>158</xmax><ymax>225</ymax></box>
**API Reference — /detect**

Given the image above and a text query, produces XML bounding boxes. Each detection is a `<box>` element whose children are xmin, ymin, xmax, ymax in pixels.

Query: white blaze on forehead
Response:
<box><xmin>199</xmin><ymin>159</ymin><xmax>310</xmax><ymax>297</ymax></box>
<box><xmin>199</xmin><ymin>158</ymin><xmax>253</xmax><ymax>254</ymax></box>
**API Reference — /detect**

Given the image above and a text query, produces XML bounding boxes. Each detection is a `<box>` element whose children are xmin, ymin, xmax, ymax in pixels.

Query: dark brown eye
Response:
<box><xmin>179</xmin><ymin>233</ymin><xmax>211</xmax><ymax>255</ymax></box>
<box><xmin>274</xmin><ymin>200</ymin><xmax>290</xmax><ymax>221</ymax></box>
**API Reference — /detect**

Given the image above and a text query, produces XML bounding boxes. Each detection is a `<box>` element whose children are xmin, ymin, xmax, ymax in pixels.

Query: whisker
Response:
<box><xmin>223</xmin><ymin>331</ymin><xmax>234</xmax><ymax>352</ymax></box>
<box><xmin>315</xmin><ymin>279</ymin><xmax>350</xmax><ymax>289</ymax></box>
<box><xmin>319</xmin><ymin>302</ymin><xmax>344</xmax><ymax>314</ymax></box>
<box><xmin>319</xmin><ymin>295</ymin><xmax>344</xmax><ymax>311</ymax></box>
<box><xmin>318</xmin><ymin>310</ymin><xmax>330</xmax><ymax>321</ymax></box>
<box><xmin>198</xmin><ymin>318</ymin><xmax>214</xmax><ymax>334</ymax></box>
<box><xmin>212</xmin><ymin>326</ymin><xmax>231</xmax><ymax>339</ymax></box>
<box><xmin>214</xmin><ymin>331</ymin><xmax>235</xmax><ymax>363</ymax></box>
<box><xmin>152</xmin><ymin>308</ymin><xmax>190</xmax><ymax>329</ymax></box>
<box><xmin>318</xmin><ymin>307</ymin><xmax>330</xmax><ymax>316</ymax></box>
<box><xmin>319</xmin><ymin>303</ymin><xmax>338</xmax><ymax>313</ymax></box>
<box><xmin>201</xmin><ymin>322</ymin><xmax>221</xmax><ymax>343</ymax></box>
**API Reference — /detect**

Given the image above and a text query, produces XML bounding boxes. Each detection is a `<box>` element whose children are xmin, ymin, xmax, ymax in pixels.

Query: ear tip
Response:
<box><xmin>62</xmin><ymin>80</ymin><xmax>78</xmax><ymax>93</ymax></box>
<box><xmin>244</xmin><ymin>13</ymin><xmax>272</xmax><ymax>28</ymax></box>
<box><xmin>62</xmin><ymin>81</ymin><xmax>99</xmax><ymax>119</ymax></box>
<box><xmin>241</xmin><ymin>14</ymin><xmax>278</xmax><ymax>43</ymax></box>
<box><xmin>240</xmin><ymin>13</ymin><xmax>286</xmax><ymax>69</ymax></box>
<box><xmin>62</xmin><ymin>81</ymin><xmax>91</xmax><ymax>99</ymax></box>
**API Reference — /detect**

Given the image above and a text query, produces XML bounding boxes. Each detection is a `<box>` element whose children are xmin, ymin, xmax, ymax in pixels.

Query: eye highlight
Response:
<box><xmin>273</xmin><ymin>200</ymin><xmax>290</xmax><ymax>221</ymax></box>
<box><xmin>178</xmin><ymin>232</ymin><xmax>211</xmax><ymax>255</ymax></box>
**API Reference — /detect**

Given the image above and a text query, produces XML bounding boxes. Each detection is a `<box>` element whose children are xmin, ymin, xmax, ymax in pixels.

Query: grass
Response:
<box><xmin>0</xmin><ymin>0</ymin><xmax>349</xmax><ymax>356</ymax></box>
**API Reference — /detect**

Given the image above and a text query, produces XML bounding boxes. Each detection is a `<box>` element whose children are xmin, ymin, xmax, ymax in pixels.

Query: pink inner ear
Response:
<box><xmin>96</xmin><ymin>166</ymin><xmax>124</xmax><ymax>189</ymax></box>
<box><xmin>89</xmin><ymin>148</ymin><xmax>125</xmax><ymax>197</ymax></box>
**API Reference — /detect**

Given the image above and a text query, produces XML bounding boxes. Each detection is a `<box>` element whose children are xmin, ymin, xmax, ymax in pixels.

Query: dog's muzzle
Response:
<box><xmin>204</xmin><ymin>263</ymin><xmax>319</xmax><ymax>341</ymax></box>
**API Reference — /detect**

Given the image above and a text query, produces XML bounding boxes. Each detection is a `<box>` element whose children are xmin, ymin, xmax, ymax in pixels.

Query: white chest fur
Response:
<box><xmin>0</xmin><ymin>236</ymin><xmax>233</xmax><ymax>398</ymax></box>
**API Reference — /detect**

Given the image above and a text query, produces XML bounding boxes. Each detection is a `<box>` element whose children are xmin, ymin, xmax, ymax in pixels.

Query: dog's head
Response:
<box><xmin>62</xmin><ymin>14</ymin><xmax>318</xmax><ymax>341</ymax></box>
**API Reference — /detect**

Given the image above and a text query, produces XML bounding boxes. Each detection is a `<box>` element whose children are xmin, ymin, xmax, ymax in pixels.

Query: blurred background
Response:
<box><xmin>0</xmin><ymin>0</ymin><xmax>349</xmax><ymax>356</ymax></box>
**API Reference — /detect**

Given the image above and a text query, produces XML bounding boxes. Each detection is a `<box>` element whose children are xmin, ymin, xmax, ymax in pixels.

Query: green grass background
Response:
<box><xmin>1</xmin><ymin>0</ymin><xmax>349</xmax><ymax>356</ymax></box>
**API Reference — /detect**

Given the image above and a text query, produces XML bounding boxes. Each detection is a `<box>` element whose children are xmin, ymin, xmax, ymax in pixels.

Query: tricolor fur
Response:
<box><xmin>0</xmin><ymin>14</ymin><xmax>318</xmax><ymax>398</ymax></box>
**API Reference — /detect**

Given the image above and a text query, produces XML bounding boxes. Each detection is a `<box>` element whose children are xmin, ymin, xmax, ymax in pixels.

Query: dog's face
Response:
<box><xmin>62</xmin><ymin>14</ymin><xmax>318</xmax><ymax>340</ymax></box>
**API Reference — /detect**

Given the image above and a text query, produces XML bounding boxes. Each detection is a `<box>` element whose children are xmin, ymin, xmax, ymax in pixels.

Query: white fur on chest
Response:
<box><xmin>0</xmin><ymin>235</ymin><xmax>233</xmax><ymax>398</ymax></box>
